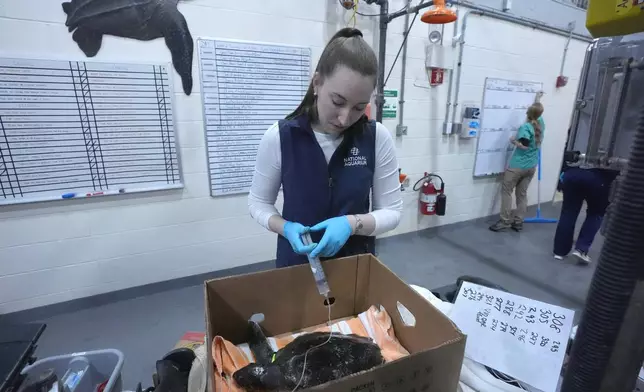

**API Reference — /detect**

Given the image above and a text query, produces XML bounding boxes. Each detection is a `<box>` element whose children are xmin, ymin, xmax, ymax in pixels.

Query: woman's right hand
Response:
<box><xmin>283</xmin><ymin>221</ymin><xmax>317</xmax><ymax>255</ymax></box>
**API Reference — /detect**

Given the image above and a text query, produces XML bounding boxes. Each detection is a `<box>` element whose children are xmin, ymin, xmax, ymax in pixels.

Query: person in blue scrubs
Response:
<box><xmin>553</xmin><ymin>167</ymin><xmax>619</xmax><ymax>264</ymax></box>
<box><xmin>248</xmin><ymin>28</ymin><xmax>403</xmax><ymax>268</ymax></box>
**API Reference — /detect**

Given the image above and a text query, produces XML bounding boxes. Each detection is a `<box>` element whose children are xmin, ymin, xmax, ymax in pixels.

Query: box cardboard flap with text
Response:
<box><xmin>204</xmin><ymin>254</ymin><xmax>466</xmax><ymax>391</ymax></box>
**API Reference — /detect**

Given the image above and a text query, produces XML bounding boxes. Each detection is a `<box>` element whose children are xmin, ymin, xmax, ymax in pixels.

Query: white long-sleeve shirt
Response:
<box><xmin>248</xmin><ymin>121</ymin><xmax>403</xmax><ymax>236</ymax></box>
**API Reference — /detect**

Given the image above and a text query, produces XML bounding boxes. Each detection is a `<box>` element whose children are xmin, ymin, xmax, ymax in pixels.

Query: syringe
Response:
<box><xmin>302</xmin><ymin>232</ymin><xmax>331</xmax><ymax>297</ymax></box>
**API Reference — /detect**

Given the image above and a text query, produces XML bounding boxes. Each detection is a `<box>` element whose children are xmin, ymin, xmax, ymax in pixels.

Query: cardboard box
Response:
<box><xmin>205</xmin><ymin>254</ymin><xmax>466</xmax><ymax>391</ymax></box>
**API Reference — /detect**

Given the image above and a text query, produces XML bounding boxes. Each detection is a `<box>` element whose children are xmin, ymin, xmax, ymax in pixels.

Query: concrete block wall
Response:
<box><xmin>0</xmin><ymin>0</ymin><xmax>588</xmax><ymax>313</ymax></box>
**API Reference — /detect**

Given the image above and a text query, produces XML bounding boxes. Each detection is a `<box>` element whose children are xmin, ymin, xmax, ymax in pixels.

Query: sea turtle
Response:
<box><xmin>233</xmin><ymin>321</ymin><xmax>385</xmax><ymax>391</ymax></box>
<box><xmin>61</xmin><ymin>0</ymin><xmax>193</xmax><ymax>95</ymax></box>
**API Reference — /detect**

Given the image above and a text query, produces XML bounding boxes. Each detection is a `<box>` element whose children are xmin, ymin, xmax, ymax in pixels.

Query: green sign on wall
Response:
<box><xmin>382</xmin><ymin>89</ymin><xmax>398</xmax><ymax>118</ymax></box>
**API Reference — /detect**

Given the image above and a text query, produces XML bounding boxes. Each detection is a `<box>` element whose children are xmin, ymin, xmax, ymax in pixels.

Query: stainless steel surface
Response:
<box><xmin>566</xmin><ymin>33</ymin><xmax>644</xmax><ymax>170</ymax></box>
<box><xmin>568</xmin><ymin>41</ymin><xmax>597</xmax><ymax>146</ymax></box>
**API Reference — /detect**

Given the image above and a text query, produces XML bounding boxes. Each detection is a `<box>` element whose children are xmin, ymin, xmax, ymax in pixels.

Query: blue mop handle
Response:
<box><xmin>536</xmin><ymin>148</ymin><xmax>542</xmax><ymax>216</ymax></box>
<box><xmin>537</xmin><ymin>148</ymin><xmax>542</xmax><ymax>181</ymax></box>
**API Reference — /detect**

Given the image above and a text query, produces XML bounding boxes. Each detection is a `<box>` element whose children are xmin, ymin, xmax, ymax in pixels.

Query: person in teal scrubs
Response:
<box><xmin>490</xmin><ymin>102</ymin><xmax>545</xmax><ymax>232</ymax></box>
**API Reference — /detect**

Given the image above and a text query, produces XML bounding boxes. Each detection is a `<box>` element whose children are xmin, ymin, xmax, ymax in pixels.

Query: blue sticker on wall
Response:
<box><xmin>469</xmin><ymin>121</ymin><xmax>480</xmax><ymax>128</ymax></box>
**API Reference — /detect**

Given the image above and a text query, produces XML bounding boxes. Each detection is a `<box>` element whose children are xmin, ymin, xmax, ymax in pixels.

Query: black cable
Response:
<box><xmin>383</xmin><ymin>10</ymin><xmax>419</xmax><ymax>87</ymax></box>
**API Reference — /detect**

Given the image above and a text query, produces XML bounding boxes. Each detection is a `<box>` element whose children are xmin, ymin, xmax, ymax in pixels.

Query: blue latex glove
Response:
<box><xmin>309</xmin><ymin>216</ymin><xmax>352</xmax><ymax>258</ymax></box>
<box><xmin>283</xmin><ymin>221</ymin><xmax>316</xmax><ymax>255</ymax></box>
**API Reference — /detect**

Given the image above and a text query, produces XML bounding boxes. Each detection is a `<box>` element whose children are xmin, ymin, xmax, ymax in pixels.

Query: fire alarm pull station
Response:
<box><xmin>460</xmin><ymin>106</ymin><xmax>480</xmax><ymax>139</ymax></box>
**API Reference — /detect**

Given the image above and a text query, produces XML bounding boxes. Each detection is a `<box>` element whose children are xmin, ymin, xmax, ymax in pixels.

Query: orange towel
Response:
<box><xmin>212</xmin><ymin>305</ymin><xmax>410</xmax><ymax>392</ymax></box>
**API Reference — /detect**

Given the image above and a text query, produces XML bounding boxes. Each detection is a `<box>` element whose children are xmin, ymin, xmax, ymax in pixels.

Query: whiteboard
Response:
<box><xmin>197</xmin><ymin>38</ymin><xmax>311</xmax><ymax>196</ymax></box>
<box><xmin>473</xmin><ymin>78</ymin><xmax>543</xmax><ymax>177</ymax></box>
<box><xmin>450</xmin><ymin>282</ymin><xmax>574</xmax><ymax>392</ymax></box>
<box><xmin>0</xmin><ymin>57</ymin><xmax>182</xmax><ymax>205</ymax></box>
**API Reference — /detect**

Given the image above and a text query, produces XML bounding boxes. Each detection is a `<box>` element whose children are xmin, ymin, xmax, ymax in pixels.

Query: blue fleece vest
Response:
<box><xmin>276</xmin><ymin>114</ymin><xmax>376</xmax><ymax>268</ymax></box>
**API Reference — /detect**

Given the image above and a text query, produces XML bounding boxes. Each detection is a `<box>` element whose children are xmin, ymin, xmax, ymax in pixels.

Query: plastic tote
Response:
<box><xmin>21</xmin><ymin>349</ymin><xmax>124</xmax><ymax>392</ymax></box>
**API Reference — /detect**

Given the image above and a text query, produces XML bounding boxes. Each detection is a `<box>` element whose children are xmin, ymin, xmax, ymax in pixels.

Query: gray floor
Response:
<box><xmin>10</xmin><ymin>203</ymin><xmax>601</xmax><ymax>390</ymax></box>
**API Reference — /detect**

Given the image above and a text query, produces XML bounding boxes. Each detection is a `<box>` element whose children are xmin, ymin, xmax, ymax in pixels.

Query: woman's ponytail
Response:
<box><xmin>531</xmin><ymin>119</ymin><xmax>542</xmax><ymax>147</ymax></box>
<box><xmin>527</xmin><ymin>103</ymin><xmax>544</xmax><ymax>146</ymax></box>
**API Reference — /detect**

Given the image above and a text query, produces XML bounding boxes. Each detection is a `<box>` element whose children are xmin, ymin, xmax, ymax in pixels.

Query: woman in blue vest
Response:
<box><xmin>248</xmin><ymin>28</ymin><xmax>403</xmax><ymax>268</ymax></box>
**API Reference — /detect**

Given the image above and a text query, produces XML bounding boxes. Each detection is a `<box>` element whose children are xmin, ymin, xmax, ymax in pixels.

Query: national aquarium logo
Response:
<box><xmin>344</xmin><ymin>147</ymin><xmax>367</xmax><ymax>167</ymax></box>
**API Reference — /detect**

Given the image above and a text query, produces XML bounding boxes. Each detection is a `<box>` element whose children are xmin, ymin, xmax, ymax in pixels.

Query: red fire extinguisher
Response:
<box><xmin>413</xmin><ymin>173</ymin><xmax>447</xmax><ymax>216</ymax></box>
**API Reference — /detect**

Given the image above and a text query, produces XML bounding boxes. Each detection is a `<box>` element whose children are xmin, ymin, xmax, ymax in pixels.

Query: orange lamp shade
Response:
<box><xmin>421</xmin><ymin>0</ymin><xmax>457</xmax><ymax>24</ymax></box>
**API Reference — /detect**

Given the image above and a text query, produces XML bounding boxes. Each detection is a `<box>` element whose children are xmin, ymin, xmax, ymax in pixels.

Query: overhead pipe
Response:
<box><xmin>442</xmin><ymin>7</ymin><xmax>460</xmax><ymax>134</ymax></box>
<box><xmin>446</xmin><ymin>4</ymin><xmax>592</xmax><ymax>132</ymax></box>
<box><xmin>373</xmin><ymin>0</ymin><xmax>389</xmax><ymax>123</ymax></box>
<box><xmin>560</xmin><ymin>24</ymin><xmax>575</xmax><ymax>77</ymax></box>
<box><xmin>396</xmin><ymin>0</ymin><xmax>413</xmax><ymax>136</ymax></box>
<box><xmin>369</xmin><ymin>0</ymin><xmax>592</xmax><ymax>123</ymax></box>
<box><xmin>448</xmin><ymin>9</ymin><xmax>473</xmax><ymax>134</ymax></box>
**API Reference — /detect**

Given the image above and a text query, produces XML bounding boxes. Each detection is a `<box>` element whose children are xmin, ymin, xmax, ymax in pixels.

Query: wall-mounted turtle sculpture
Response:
<box><xmin>62</xmin><ymin>0</ymin><xmax>194</xmax><ymax>95</ymax></box>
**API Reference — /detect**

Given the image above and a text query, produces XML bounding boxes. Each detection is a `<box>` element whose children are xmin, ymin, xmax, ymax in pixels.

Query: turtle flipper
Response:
<box><xmin>72</xmin><ymin>27</ymin><xmax>103</xmax><ymax>57</ymax></box>
<box><xmin>160</xmin><ymin>8</ymin><xmax>194</xmax><ymax>95</ymax></box>
<box><xmin>247</xmin><ymin>320</ymin><xmax>275</xmax><ymax>365</ymax></box>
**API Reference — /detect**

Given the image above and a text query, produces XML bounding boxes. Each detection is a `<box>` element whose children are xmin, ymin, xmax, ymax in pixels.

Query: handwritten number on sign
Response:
<box><xmin>476</xmin><ymin>310</ymin><xmax>488</xmax><ymax>328</ymax></box>
<box><xmin>485</xmin><ymin>295</ymin><xmax>495</xmax><ymax>305</ymax></box>
<box><xmin>500</xmin><ymin>322</ymin><xmax>508</xmax><ymax>333</ymax></box>
<box><xmin>551</xmin><ymin>341</ymin><xmax>561</xmax><ymax>353</ymax></box>
<box><xmin>495</xmin><ymin>298</ymin><xmax>503</xmax><ymax>312</ymax></box>
<box><xmin>530</xmin><ymin>332</ymin><xmax>538</xmax><ymax>345</ymax></box>
<box><xmin>548</xmin><ymin>313</ymin><xmax>565</xmax><ymax>333</ymax></box>
<box><xmin>540</xmin><ymin>336</ymin><xmax>550</xmax><ymax>347</ymax></box>
<box><xmin>539</xmin><ymin>309</ymin><xmax>552</xmax><ymax>324</ymax></box>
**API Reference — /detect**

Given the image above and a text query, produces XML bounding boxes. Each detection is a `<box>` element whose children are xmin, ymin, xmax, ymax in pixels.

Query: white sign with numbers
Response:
<box><xmin>450</xmin><ymin>282</ymin><xmax>574</xmax><ymax>392</ymax></box>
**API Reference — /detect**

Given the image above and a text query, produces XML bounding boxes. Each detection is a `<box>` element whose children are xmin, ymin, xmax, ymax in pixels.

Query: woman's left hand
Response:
<box><xmin>309</xmin><ymin>216</ymin><xmax>353</xmax><ymax>258</ymax></box>
<box><xmin>509</xmin><ymin>135</ymin><xmax>516</xmax><ymax>144</ymax></box>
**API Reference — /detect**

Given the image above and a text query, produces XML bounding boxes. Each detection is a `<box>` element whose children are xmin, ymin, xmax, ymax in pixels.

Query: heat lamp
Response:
<box><xmin>420</xmin><ymin>0</ymin><xmax>457</xmax><ymax>24</ymax></box>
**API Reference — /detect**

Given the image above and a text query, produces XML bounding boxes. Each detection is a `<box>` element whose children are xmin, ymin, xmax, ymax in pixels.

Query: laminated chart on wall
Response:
<box><xmin>0</xmin><ymin>58</ymin><xmax>182</xmax><ymax>205</ymax></box>
<box><xmin>197</xmin><ymin>38</ymin><xmax>311</xmax><ymax>196</ymax></box>
<box><xmin>473</xmin><ymin>78</ymin><xmax>543</xmax><ymax>177</ymax></box>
